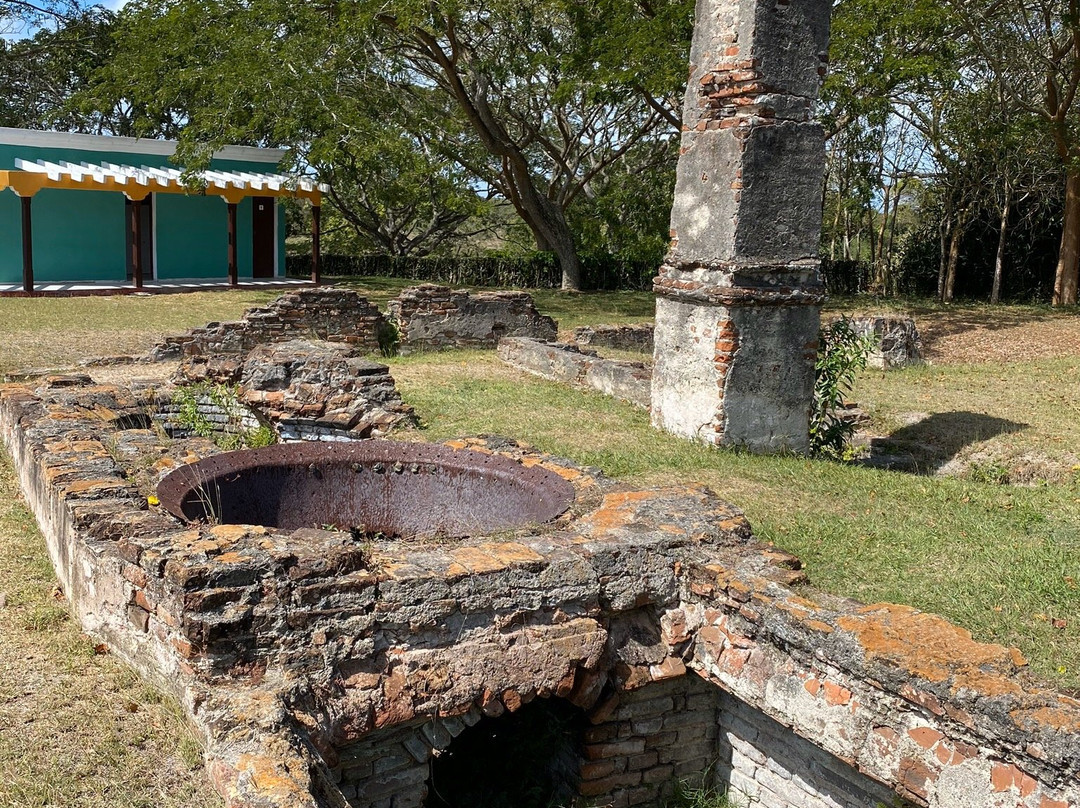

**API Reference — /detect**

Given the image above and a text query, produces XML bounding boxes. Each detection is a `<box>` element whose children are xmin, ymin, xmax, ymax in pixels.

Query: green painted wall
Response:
<box><xmin>1</xmin><ymin>137</ymin><xmax>287</xmax><ymax>284</ymax></box>
<box><xmin>0</xmin><ymin>192</ymin><xmax>20</xmax><ymax>284</ymax></box>
<box><xmin>0</xmin><ymin>188</ymin><xmax>126</xmax><ymax>283</ymax></box>
<box><xmin>155</xmin><ymin>193</ymin><xmax>229</xmax><ymax>279</ymax></box>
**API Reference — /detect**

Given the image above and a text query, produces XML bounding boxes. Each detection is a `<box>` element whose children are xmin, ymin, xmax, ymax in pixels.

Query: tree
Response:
<box><xmin>93</xmin><ymin>0</ymin><xmax>692</xmax><ymax>288</ymax></box>
<box><xmin>822</xmin><ymin>0</ymin><xmax>959</xmax><ymax>290</ymax></box>
<box><xmin>947</xmin><ymin>0</ymin><xmax>1080</xmax><ymax>305</ymax></box>
<box><xmin>0</xmin><ymin>7</ymin><xmax>142</xmax><ymax>133</ymax></box>
<box><xmin>0</xmin><ymin>0</ymin><xmax>79</xmax><ymax>36</ymax></box>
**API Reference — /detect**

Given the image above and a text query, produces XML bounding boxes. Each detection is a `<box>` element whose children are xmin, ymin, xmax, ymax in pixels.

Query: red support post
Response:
<box><xmin>227</xmin><ymin>202</ymin><xmax>238</xmax><ymax>287</ymax></box>
<box><xmin>20</xmin><ymin>196</ymin><xmax>34</xmax><ymax>295</ymax></box>
<box><xmin>131</xmin><ymin>198</ymin><xmax>144</xmax><ymax>290</ymax></box>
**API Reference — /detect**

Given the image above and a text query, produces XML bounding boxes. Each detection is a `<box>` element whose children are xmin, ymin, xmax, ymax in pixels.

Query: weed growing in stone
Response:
<box><xmin>664</xmin><ymin>776</ymin><xmax>738</xmax><ymax>808</ymax></box>
<box><xmin>171</xmin><ymin>383</ymin><xmax>276</xmax><ymax>450</ymax></box>
<box><xmin>810</xmin><ymin>318</ymin><xmax>873</xmax><ymax>459</ymax></box>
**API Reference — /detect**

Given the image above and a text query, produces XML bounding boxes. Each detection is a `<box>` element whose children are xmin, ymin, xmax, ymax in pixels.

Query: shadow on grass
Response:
<box><xmin>865</xmin><ymin>411</ymin><xmax>1027</xmax><ymax>474</ymax></box>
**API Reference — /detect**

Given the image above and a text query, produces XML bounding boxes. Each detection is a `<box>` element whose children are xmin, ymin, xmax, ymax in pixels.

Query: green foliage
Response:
<box><xmin>810</xmin><ymin>318</ymin><xmax>873</xmax><ymax>459</ymax></box>
<box><xmin>568</xmin><ymin>139</ymin><xmax>678</xmax><ymax>268</ymax></box>
<box><xmin>377</xmin><ymin>320</ymin><xmax>401</xmax><ymax>358</ymax></box>
<box><xmin>88</xmin><ymin>0</ymin><xmax>690</xmax><ymax>287</ymax></box>
<box><xmin>969</xmin><ymin>461</ymin><xmax>1011</xmax><ymax>486</ymax></box>
<box><xmin>171</xmin><ymin>384</ymin><xmax>276</xmax><ymax>450</ymax></box>
<box><xmin>0</xmin><ymin>7</ymin><xmax>131</xmax><ymax>132</ymax></box>
<box><xmin>288</xmin><ymin>251</ymin><xmax>658</xmax><ymax>290</ymax></box>
<box><xmin>664</xmin><ymin>776</ymin><xmax>737</xmax><ymax>808</ymax></box>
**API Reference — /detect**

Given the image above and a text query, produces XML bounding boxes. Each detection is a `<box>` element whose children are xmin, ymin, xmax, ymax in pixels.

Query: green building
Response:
<box><xmin>0</xmin><ymin>128</ymin><xmax>323</xmax><ymax>294</ymax></box>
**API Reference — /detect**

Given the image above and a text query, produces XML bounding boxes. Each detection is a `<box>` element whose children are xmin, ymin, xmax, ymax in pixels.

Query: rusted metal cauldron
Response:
<box><xmin>156</xmin><ymin>441</ymin><xmax>575</xmax><ymax>538</ymax></box>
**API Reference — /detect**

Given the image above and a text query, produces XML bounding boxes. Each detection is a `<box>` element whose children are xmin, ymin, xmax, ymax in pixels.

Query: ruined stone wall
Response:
<box><xmin>149</xmin><ymin>288</ymin><xmax>386</xmax><ymax>361</ymax></box>
<box><xmin>497</xmin><ymin>337</ymin><xmax>651</xmax><ymax>408</ymax></box>
<box><xmin>573</xmin><ymin>324</ymin><xmax>655</xmax><ymax>353</ymax></box>
<box><xmin>847</xmin><ymin>315</ymin><xmax>922</xmax><ymax>369</ymax></box>
<box><xmin>389</xmin><ymin>284</ymin><xmax>557</xmax><ymax>353</ymax></box>
<box><xmin>4</xmin><ymin>379</ymin><xmax>1080</xmax><ymax>808</ymax></box>
<box><xmin>174</xmin><ymin>339</ymin><xmax>415</xmax><ymax>441</ymax></box>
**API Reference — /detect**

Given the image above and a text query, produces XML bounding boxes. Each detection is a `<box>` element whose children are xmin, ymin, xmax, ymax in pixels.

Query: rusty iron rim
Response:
<box><xmin>156</xmin><ymin>439</ymin><xmax>576</xmax><ymax>536</ymax></box>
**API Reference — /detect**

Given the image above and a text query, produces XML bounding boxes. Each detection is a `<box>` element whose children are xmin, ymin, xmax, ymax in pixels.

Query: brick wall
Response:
<box><xmin>332</xmin><ymin>677</ymin><xmax>721</xmax><ymax>808</ymax></box>
<box><xmin>718</xmin><ymin>690</ymin><xmax>904</xmax><ymax>808</ymax></box>
<box><xmin>581</xmin><ymin>676</ymin><xmax>721</xmax><ymax>807</ymax></box>
<box><xmin>149</xmin><ymin>287</ymin><xmax>386</xmax><ymax>360</ymax></box>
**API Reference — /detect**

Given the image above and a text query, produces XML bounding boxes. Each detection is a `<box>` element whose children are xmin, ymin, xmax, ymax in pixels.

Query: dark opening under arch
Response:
<box><xmin>425</xmin><ymin>699</ymin><xmax>585</xmax><ymax>808</ymax></box>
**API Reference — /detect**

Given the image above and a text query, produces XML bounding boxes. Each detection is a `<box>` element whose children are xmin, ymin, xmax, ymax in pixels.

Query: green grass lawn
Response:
<box><xmin>392</xmin><ymin>352</ymin><xmax>1080</xmax><ymax>690</ymax></box>
<box><xmin>0</xmin><ymin>280</ymin><xmax>1078</xmax><ymax>805</ymax></box>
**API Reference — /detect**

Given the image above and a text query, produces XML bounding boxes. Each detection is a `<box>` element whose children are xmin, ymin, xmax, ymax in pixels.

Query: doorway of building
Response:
<box><xmin>125</xmin><ymin>195</ymin><xmax>153</xmax><ymax>281</ymax></box>
<box><xmin>252</xmin><ymin>196</ymin><xmax>275</xmax><ymax>278</ymax></box>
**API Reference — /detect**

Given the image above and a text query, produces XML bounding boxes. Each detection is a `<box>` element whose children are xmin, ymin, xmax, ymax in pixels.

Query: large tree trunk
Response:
<box><xmin>937</xmin><ymin>213</ymin><xmax>950</xmax><ymax>301</ymax></box>
<box><xmin>1054</xmin><ymin>169</ymin><xmax>1080</xmax><ymax>305</ymax></box>
<box><xmin>408</xmin><ymin>26</ymin><xmax>586</xmax><ymax>290</ymax></box>
<box><xmin>991</xmin><ymin>183</ymin><xmax>1011</xmax><ymax>305</ymax></box>
<box><xmin>943</xmin><ymin>213</ymin><xmax>964</xmax><ymax>302</ymax></box>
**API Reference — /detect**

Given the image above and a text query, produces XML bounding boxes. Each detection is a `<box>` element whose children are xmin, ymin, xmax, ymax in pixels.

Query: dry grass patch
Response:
<box><xmin>0</xmin><ymin>291</ymin><xmax>279</xmax><ymax>375</ymax></box>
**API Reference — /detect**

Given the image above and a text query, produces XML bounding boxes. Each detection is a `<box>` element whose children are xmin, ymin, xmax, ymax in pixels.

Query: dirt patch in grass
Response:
<box><xmin>915</xmin><ymin>307</ymin><xmax>1080</xmax><ymax>365</ymax></box>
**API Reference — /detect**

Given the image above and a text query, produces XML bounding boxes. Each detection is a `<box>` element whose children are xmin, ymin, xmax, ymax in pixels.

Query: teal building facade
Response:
<box><xmin>0</xmin><ymin>128</ymin><xmax>313</xmax><ymax>287</ymax></box>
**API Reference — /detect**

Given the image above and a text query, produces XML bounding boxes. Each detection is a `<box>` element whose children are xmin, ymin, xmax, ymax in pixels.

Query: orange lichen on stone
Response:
<box><xmin>1017</xmin><ymin>705</ymin><xmax>1080</xmax><ymax>734</ymax></box>
<box><xmin>215</xmin><ymin>551</ymin><xmax>250</xmax><ymax>565</ymax></box>
<box><xmin>448</xmin><ymin>547</ymin><xmax>506</xmax><ymax>574</ymax></box>
<box><xmin>61</xmin><ymin>478</ymin><xmax>129</xmax><ymax>495</ymax></box>
<box><xmin>231</xmin><ymin>752</ymin><xmax>314</xmax><ymax>801</ymax></box>
<box><xmin>836</xmin><ymin>603</ymin><xmax>1025</xmax><ymax>690</ymax></box>
<box><xmin>209</xmin><ymin>524</ymin><xmax>250</xmax><ymax>542</ymax></box>
<box><xmin>477</xmin><ymin>542</ymin><xmax>544</xmax><ymax>565</ymax></box>
<box><xmin>581</xmin><ymin>491</ymin><xmax>657</xmax><ymax>533</ymax></box>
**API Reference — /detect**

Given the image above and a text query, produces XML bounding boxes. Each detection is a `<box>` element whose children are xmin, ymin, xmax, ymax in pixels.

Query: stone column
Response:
<box><xmin>651</xmin><ymin>0</ymin><xmax>831</xmax><ymax>453</ymax></box>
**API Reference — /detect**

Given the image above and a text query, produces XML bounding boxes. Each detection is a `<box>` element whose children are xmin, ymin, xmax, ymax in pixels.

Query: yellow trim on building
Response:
<box><xmin>0</xmin><ymin>168</ymin><xmax>322</xmax><ymax>204</ymax></box>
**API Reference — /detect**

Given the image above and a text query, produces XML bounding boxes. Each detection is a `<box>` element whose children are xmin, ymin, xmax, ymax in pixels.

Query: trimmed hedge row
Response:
<box><xmin>287</xmin><ymin>253</ymin><xmax>657</xmax><ymax>291</ymax></box>
<box><xmin>290</xmin><ymin>254</ymin><xmax>872</xmax><ymax>295</ymax></box>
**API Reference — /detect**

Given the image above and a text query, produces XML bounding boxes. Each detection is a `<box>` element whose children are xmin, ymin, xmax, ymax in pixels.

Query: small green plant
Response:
<box><xmin>665</xmin><ymin>777</ymin><xmax>739</xmax><ymax>808</ymax></box>
<box><xmin>377</xmin><ymin>319</ymin><xmax>401</xmax><ymax>357</ymax></box>
<box><xmin>171</xmin><ymin>383</ymin><xmax>277</xmax><ymax>450</ymax></box>
<box><xmin>969</xmin><ymin>460</ymin><xmax>1010</xmax><ymax>485</ymax></box>
<box><xmin>810</xmin><ymin>318</ymin><xmax>873</xmax><ymax>459</ymax></box>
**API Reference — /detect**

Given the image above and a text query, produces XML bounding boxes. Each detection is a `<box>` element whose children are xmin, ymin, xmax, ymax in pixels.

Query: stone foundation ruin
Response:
<box><xmin>3</xmin><ymin>2</ymin><xmax>1078</xmax><ymax>807</ymax></box>
<box><xmin>172</xmin><ymin>339</ymin><xmax>415</xmax><ymax>441</ymax></box>
<box><xmin>388</xmin><ymin>284</ymin><xmax>557</xmax><ymax>353</ymax></box>
<box><xmin>2</xmin><ymin>373</ymin><xmax>1079</xmax><ymax>808</ymax></box>
<box><xmin>498</xmin><ymin>337</ymin><xmax>651</xmax><ymax>408</ymax></box>
<box><xmin>149</xmin><ymin>285</ymin><xmax>557</xmax><ymax>363</ymax></box>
